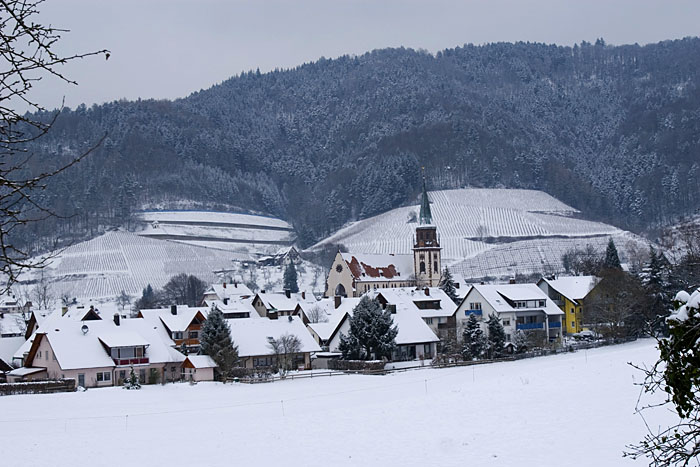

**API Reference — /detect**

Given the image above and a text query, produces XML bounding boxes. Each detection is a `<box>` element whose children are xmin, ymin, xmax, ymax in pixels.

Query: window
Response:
<box><xmin>538</xmin><ymin>300</ymin><xmax>546</xmax><ymax>307</ymax></box>
<box><xmin>502</xmin><ymin>319</ymin><xmax>511</xmax><ymax>326</ymax></box>
<box><xmin>97</xmin><ymin>371</ymin><xmax>111</xmax><ymax>382</ymax></box>
<box><xmin>424</xmin><ymin>344</ymin><xmax>432</xmax><ymax>357</ymax></box>
<box><xmin>189</xmin><ymin>331</ymin><xmax>198</xmax><ymax>339</ymax></box>
<box><xmin>119</xmin><ymin>370</ymin><xmax>126</xmax><ymax>381</ymax></box>
<box><xmin>425</xmin><ymin>318</ymin><xmax>433</xmax><ymax>324</ymax></box>
<box><xmin>139</xmin><ymin>369</ymin><xmax>146</xmax><ymax>383</ymax></box>
<box><xmin>571</xmin><ymin>321</ymin><xmax>575</xmax><ymax>328</ymax></box>
<box><xmin>570</xmin><ymin>309</ymin><xmax>575</xmax><ymax>314</ymax></box>
<box><xmin>419</xmin><ymin>262</ymin><xmax>426</xmax><ymax>274</ymax></box>
<box><xmin>434</xmin><ymin>261</ymin><xmax>438</xmax><ymax>272</ymax></box>
<box><xmin>38</xmin><ymin>351</ymin><xmax>42</xmax><ymax>359</ymax></box>
<box><xmin>469</xmin><ymin>302</ymin><xmax>482</xmax><ymax>310</ymax></box>
<box><xmin>173</xmin><ymin>331</ymin><xmax>183</xmax><ymax>340</ymax></box>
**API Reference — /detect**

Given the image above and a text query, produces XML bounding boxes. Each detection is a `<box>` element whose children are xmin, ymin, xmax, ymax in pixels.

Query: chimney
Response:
<box><xmin>285</xmin><ymin>289</ymin><xmax>291</xmax><ymax>299</ymax></box>
<box><xmin>223</xmin><ymin>282</ymin><xmax>227</xmax><ymax>289</ymax></box>
<box><xmin>424</xmin><ymin>287</ymin><xmax>430</xmax><ymax>296</ymax></box>
<box><xmin>334</xmin><ymin>295</ymin><xmax>342</xmax><ymax>309</ymax></box>
<box><xmin>170</xmin><ymin>305</ymin><xmax>177</xmax><ymax>315</ymax></box>
<box><xmin>223</xmin><ymin>298</ymin><xmax>229</xmax><ymax>305</ymax></box>
<box><xmin>301</xmin><ymin>291</ymin><xmax>306</xmax><ymax>300</ymax></box>
<box><xmin>113</xmin><ymin>313</ymin><xmax>120</xmax><ymax>326</ymax></box>
<box><xmin>61</xmin><ymin>306</ymin><xmax>68</xmax><ymax>316</ymax></box>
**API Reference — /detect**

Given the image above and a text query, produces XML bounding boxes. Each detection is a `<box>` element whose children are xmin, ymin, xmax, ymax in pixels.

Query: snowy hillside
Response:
<box><xmin>0</xmin><ymin>340</ymin><xmax>674</xmax><ymax>467</ymax></box>
<box><xmin>20</xmin><ymin>231</ymin><xmax>325</xmax><ymax>302</ymax></box>
<box><xmin>312</xmin><ymin>188</ymin><xmax>650</xmax><ymax>280</ymax></box>
<box><xmin>136</xmin><ymin>210</ymin><xmax>295</xmax><ymax>258</ymax></box>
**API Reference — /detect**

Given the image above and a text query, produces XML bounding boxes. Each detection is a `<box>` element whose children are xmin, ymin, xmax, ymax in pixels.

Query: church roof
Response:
<box><xmin>340</xmin><ymin>253</ymin><xmax>414</xmax><ymax>281</ymax></box>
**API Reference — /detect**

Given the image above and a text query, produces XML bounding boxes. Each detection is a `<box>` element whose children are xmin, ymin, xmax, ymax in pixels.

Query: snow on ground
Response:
<box><xmin>0</xmin><ymin>340</ymin><xmax>675</xmax><ymax>467</ymax></box>
<box><xmin>311</xmin><ymin>188</ymin><xmax>651</xmax><ymax>281</ymax></box>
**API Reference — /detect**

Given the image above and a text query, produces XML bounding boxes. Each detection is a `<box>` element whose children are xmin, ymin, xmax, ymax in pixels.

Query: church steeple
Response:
<box><xmin>419</xmin><ymin>175</ymin><xmax>433</xmax><ymax>225</ymax></box>
<box><xmin>413</xmin><ymin>171</ymin><xmax>441</xmax><ymax>287</ymax></box>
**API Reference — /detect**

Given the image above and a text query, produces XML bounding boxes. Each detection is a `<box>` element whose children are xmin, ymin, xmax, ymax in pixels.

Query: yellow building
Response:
<box><xmin>537</xmin><ymin>276</ymin><xmax>598</xmax><ymax>335</ymax></box>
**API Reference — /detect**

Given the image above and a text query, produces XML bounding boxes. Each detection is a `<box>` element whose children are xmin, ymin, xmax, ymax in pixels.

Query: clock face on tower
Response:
<box><xmin>336</xmin><ymin>264</ymin><xmax>343</xmax><ymax>273</ymax></box>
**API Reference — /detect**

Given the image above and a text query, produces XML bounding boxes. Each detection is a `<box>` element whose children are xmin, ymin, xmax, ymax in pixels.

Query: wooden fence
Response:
<box><xmin>0</xmin><ymin>379</ymin><xmax>76</xmax><ymax>396</ymax></box>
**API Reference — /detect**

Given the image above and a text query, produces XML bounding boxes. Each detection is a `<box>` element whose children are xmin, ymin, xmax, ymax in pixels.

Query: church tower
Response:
<box><xmin>413</xmin><ymin>176</ymin><xmax>441</xmax><ymax>287</ymax></box>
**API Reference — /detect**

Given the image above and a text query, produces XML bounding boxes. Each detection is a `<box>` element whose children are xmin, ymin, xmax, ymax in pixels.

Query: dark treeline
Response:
<box><xmin>17</xmin><ymin>38</ymin><xmax>700</xmax><ymax>252</ymax></box>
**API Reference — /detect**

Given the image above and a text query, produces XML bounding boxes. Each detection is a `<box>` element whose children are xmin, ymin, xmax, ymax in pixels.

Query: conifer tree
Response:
<box><xmin>603</xmin><ymin>238</ymin><xmax>622</xmax><ymax>270</ymax></box>
<box><xmin>641</xmin><ymin>246</ymin><xmax>673</xmax><ymax>335</ymax></box>
<box><xmin>200</xmin><ymin>306</ymin><xmax>239</xmax><ymax>380</ymax></box>
<box><xmin>461</xmin><ymin>313</ymin><xmax>486</xmax><ymax>360</ymax></box>
<box><xmin>124</xmin><ymin>366</ymin><xmax>141</xmax><ymax>390</ymax></box>
<box><xmin>283</xmin><ymin>261</ymin><xmax>299</xmax><ymax>293</ymax></box>
<box><xmin>439</xmin><ymin>267</ymin><xmax>460</xmax><ymax>304</ymax></box>
<box><xmin>486</xmin><ymin>313</ymin><xmax>507</xmax><ymax>359</ymax></box>
<box><xmin>338</xmin><ymin>296</ymin><xmax>397</xmax><ymax>360</ymax></box>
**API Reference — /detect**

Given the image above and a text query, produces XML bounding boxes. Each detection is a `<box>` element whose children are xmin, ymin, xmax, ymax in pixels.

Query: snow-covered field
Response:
<box><xmin>0</xmin><ymin>340</ymin><xmax>674</xmax><ymax>467</ymax></box>
<box><xmin>312</xmin><ymin>188</ymin><xmax>651</xmax><ymax>280</ymax></box>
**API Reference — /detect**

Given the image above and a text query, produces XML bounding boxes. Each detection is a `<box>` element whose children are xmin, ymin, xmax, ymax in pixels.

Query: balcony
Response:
<box><xmin>516</xmin><ymin>322</ymin><xmax>544</xmax><ymax>330</ymax></box>
<box><xmin>465</xmin><ymin>309</ymin><xmax>482</xmax><ymax>316</ymax></box>
<box><xmin>549</xmin><ymin>322</ymin><xmax>562</xmax><ymax>328</ymax></box>
<box><xmin>113</xmin><ymin>357</ymin><xmax>149</xmax><ymax>366</ymax></box>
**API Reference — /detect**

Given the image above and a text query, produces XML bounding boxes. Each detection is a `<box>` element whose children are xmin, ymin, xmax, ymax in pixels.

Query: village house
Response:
<box><xmin>299</xmin><ymin>296</ymin><xmax>361</xmax><ymax>349</ymax></box>
<box><xmin>537</xmin><ymin>276</ymin><xmax>599</xmax><ymax>334</ymax></box>
<box><xmin>325</xmin><ymin>181</ymin><xmax>442</xmax><ymax>298</ymax></box>
<box><xmin>321</xmin><ymin>293</ymin><xmax>440</xmax><ymax>361</ymax></box>
<box><xmin>138</xmin><ymin>305</ymin><xmax>209</xmax><ymax>354</ymax></box>
<box><xmin>7</xmin><ymin>313</ymin><xmax>189</xmax><ymax>386</ymax></box>
<box><xmin>374</xmin><ymin>287</ymin><xmax>458</xmax><ymax>341</ymax></box>
<box><xmin>457</xmin><ymin>283</ymin><xmax>564</xmax><ymax>344</ymax></box>
<box><xmin>182</xmin><ymin>355</ymin><xmax>217</xmax><ymax>382</ymax></box>
<box><xmin>202</xmin><ymin>282</ymin><xmax>254</xmax><ymax>304</ymax></box>
<box><xmin>226</xmin><ymin>316</ymin><xmax>321</xmax><ymax>370</ymax></box>
<box><xmin>251</xmin><ymin>290</ymin><xmax>315</xmax><ymax>319</ymax></box>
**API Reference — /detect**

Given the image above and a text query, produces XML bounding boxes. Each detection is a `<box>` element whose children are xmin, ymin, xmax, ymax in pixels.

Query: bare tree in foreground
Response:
<box><xmin>0</xmin><ymin>0</ymin><xmax>108</xmax><ymax>294</ymax></box>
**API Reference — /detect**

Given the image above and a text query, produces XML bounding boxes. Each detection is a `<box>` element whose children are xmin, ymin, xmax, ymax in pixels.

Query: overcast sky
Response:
<box><xmin>27</xmin><ymin>0</ymin><xmax>700</xmax><ymax>112</ymax></box>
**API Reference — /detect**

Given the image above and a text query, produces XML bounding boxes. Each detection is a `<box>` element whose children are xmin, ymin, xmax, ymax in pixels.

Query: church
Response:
<box><xmin>324</xmin><ymin>181</ymin><xmax>442</xmax><ymax>297</ymax></box>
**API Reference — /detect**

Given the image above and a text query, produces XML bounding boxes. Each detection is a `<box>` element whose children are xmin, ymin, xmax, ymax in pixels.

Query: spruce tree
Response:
<box><xmin>641</xmin><ymin>246</ymin><xmax>673</xmax><ymax>335</ymax></box>
<box><xmin>603</xmin><ymin>238</ymin><xmax>622</xmax><ymax>270</ymax></box>
<box><xmin>461</xmin><ymin>313</ymin><xmax>486</xmax><ymax>360</ymax></box>
<box><xmin>283</xmin><ymin>261</ymin><xmax>299</xmax><ymax>293</ymax></box>
<box><xmin>200</xmin><ymin>306</ymin><xmax>239</xmax><ymax>380</ymax></box>
<box><xmin>439</xmin><ymin>267</ymin><xmax>460</xmax><ymax>304</ymax></box>
<box><xmin>486</xmin><ymin>313</ymin><xmax>507</xmax><ymax>359</ymax></box>
<box><xmin>338</xmin><ymin>296</ymin><xmax>397</xmax><ymax>360</ymax></box>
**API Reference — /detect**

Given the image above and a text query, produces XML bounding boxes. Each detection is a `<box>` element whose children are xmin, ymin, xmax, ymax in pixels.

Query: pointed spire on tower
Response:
<box><xmin>419</xmin><ymin>169</ymin><xmax>433</xmax><ymax>225</ymax></box>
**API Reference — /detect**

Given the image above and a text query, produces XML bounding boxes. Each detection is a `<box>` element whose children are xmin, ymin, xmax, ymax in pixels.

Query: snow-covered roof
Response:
<box><xmin>468</xmin><ymin>284</ymin><xmax>564</xmax><ymax>316</ymax></box>
<box><xmin>340</xmin><ymin>253</ymin><xmax>414</xmax><ymax>281</ymax></box>
<box><xmin>301</xmin><ymin>297</ymin><xmax>361</xmax><ymax>341</ymax></box>
<box><xmin>185</xmin><ymin>355</ymin><xmax>217</xmax><ymax>369</ymax></box>
<box><xmin>8</xmin><ymin>366</ymin><xmax>46</xmax><ymax>376</ymax></box>
<box><xmin>226</xmin><ymin>316</ymin><xmax>321</xmax><ymax>357</ymax></box>
<box><xmin>203</xmin><ymin>299</ymin><xmax>258</xmax><ymax>318</ymax></box>
<box><xmin>98</xmin><ymin>331</ymin><xmax>150</xmax><ymax>348</ymax></box>
<box><xmin>376</xmin><ymin>287</ymin><xmax>458</xmax><ymax>319</ymax></box>
<box><xmin>0</xmin><ymin>312</ymin><xmax>26</xmax><ymax>336</ymax></box>
<box><xmin>205</xmin><ymin>283</ymin><xmax>254</xmax><ymax>301</ymax></box>
<box><xmin>27</xmin><ymin>316</ymin><xmax>185</xmax><ymax>371</ymax></box>
<box><xmin>540</xmin><ymin>276</ymin><xmax>599</xmax><ymax>303</ymax></box>
<box><xmin>140</xmin><ymin>306</ymin><xmax>209</xmax><ymax>333</ymax></box>
<box><xmin>363</xmin><ymin>292</ymin><xmax>439</xmax><ymax>345</ymax></box>
<box><xmin>0</xmin><ymin>336</ymin><xmax>25</xmax><ymax>366</ymax></box>
<box><xmin>255</xmin><ymin>292</ymin><xmax>308</xmax><ymax>312</ymax></box>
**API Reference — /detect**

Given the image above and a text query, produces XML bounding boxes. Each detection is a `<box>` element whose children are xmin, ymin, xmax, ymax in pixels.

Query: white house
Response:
<box><xmin>456</xmin><ymin>283</ymin><xmax>564</xmax><ymax>343</ymax></box>
<box><xmin>226</xmin><ymin>316</ymin><xmax>321</xmax><ymax>370</ymax></box>
<box><xmin>374</xmin><ymin>287</ymin><xmax>458</xmax><ymax>339</ymax></box>
<box><xmin>8</xmin><ymin>313</ymin><xmax>188</xmax><ymax>387</ymax></box>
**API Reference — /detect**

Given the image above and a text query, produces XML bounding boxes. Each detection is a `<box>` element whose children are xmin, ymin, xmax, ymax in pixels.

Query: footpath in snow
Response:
<box><xmin>0</xmin><ymin>339</ymin><xmax>675</xmax><ymax>467</ymax></box>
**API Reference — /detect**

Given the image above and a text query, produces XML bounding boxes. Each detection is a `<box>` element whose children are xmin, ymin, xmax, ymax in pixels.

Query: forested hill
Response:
<box><xmin>24</xmin><ymin>38</ymin><xmax>700</xmax><ymax>249</ymax></box>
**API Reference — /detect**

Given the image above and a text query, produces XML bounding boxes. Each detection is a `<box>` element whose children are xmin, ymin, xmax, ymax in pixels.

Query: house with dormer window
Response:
<box><xmin>456</xmin><ymin>284</ymin><xmax>564</xmax><ymax>343</ymax></box>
